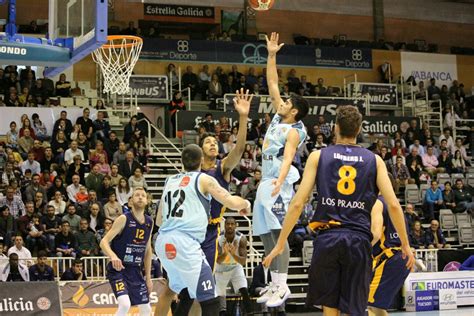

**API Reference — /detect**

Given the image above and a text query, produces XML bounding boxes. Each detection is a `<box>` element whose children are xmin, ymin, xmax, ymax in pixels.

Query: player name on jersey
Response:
<box><xmin>321</xmin><ymin>197</ymin><xmax>366</xmax><ymax>210</ymax></box>
<box><xmin>333</xmin><ymin>153</ymin><xmax>365</xmax><ymax>162</ymax></box>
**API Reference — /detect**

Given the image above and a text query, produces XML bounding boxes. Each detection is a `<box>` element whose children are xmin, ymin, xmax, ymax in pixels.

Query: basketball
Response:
<box><xmin>248</xmin><ymin>0</ymin><xmax>275</xmax><ymax>11</ymax></box>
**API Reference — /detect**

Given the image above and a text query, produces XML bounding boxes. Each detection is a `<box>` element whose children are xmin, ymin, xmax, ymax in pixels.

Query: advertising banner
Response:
<box><xmin>404</xmin><ymin>271</ymin><xmax>474</xmax><ymax>306</ymax></box>
<box><xmin>405</xmin><ymin>289</ymin><xmax>457</xmax><ymax>311</ymax></box>
<box><xmin>61</xmin><ymin>279</ymin><xmax>165</xmax><ymax>315</ymax></box>
<box><xmin>128</xmin><ymin>75</ymin><xmax>169</xmax><ymax>101</ymax></box>
<box><xmin>141</xmin><ymin>39</ymin><xmax>373</xmax><ymax>69</ymax></box>
<box><xmin>222</xmin><ymin>94</ymin><xmax>366</xmax><ymax>115</ymax></box>
<box><xmin>0</xmin><ymin>281</ymin><xmax>62</xmax><ymax>315</ymax></box>
<box><xmin>401</xmin><ymin>52</ymin><xmax>458</xmax><ymax>86</ymax></box>
<box><xmin>349</xmin><ymin>82</ymin><xmax>398</xmax><ymax>107</ymax></box>
<box><xmin>177</xmin><ymin>110</ymin><xmax>419</xmax><ymax>135</ymax></box>
<box><xmin>144</xmin><ymin>3</ymin><xmax>215</xmax><ymax>19</ymax></box>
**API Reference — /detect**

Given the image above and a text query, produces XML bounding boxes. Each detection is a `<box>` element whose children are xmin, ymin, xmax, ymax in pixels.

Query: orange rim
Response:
<box><xmin>102</xmin><ymin>35</ymin><xmax>143</xmax><ymax>49</ymax></box>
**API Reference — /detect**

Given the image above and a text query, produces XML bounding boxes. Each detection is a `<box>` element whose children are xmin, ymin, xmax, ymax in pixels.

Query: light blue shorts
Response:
<box><xmin>155</xmin><ymin>232</ymin><xmax>216</xmax><ymax>302</ymax></box>
<box><xmin>252</xmin><ymin>178</ymin><xmax>294</xmax><ymax>236</ymax></box>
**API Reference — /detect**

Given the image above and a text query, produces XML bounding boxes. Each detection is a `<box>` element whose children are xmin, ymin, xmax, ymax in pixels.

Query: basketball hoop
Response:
<box><xmin>92</xmin><ymin>35</ymin><xmax>143</xmax><ymax>95</ymax></box>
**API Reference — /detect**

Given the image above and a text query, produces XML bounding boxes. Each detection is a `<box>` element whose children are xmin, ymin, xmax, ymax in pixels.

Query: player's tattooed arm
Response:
<box><xmin>202</xmin><ymin>175</ymin><xmax>250</xmax><ymax>211</ymax></box>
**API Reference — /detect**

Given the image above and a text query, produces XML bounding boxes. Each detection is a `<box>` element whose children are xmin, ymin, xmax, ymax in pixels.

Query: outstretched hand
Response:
<box><xmin>265</xmin><ymin>32</ymin><xmax>285</xmax><ymax>55</ymax></box>
<box><xmin>233</xmin><ymin>88</ymin><xmax>253</xmax><ymax>117</ymax></box>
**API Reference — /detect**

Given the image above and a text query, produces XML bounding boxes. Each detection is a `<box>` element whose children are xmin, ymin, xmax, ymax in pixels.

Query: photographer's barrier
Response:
<box><xmin>0</xmin><ymin>281</ymin><xmax>62</xmax><ymax>315</ymax></box>
<box><xmin>404</xmin><ymin>271</ymin><xmax>474</xmax><ymax>310</ymax></box>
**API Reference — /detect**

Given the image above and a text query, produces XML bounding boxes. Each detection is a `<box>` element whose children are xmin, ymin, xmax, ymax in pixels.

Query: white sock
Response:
<box><xmin>115</xmin><ymin>295</ymin><xmax>131</xmax><ymax>316</ymax></box>
<box><xmin>278</xmin><ymin>273</ymin><xmax>288</xmax><ymax>287</ymax></box>
<box><xmin>270</xmin><ymin>271</ymin><xmax>279</xmax><ymax>285</ymax></box>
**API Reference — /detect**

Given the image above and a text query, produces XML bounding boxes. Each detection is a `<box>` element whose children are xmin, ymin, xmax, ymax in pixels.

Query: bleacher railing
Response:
<box><xmin>414</xmin><ymin>249</ymin><xmax>439</xmax><ymax>272</ymax></box>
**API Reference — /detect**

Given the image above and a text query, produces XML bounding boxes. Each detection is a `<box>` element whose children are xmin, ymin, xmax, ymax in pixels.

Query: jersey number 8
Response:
<box><xmin>337</xmin><ymin>165</ymin><xmax>357</xmax><ymax>195</ymax></box>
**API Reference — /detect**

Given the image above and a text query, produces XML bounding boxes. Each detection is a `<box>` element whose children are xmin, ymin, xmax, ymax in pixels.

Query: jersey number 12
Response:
<box><xmin>165</xmin><ymin>190</ymin><xmax>186</xmax><ymax>219</ymax></box>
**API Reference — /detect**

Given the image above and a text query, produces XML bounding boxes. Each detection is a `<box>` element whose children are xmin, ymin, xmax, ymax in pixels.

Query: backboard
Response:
<box><xmin>0</xmin><ymin>0</ymin><xmax>107</xmax><ymax>77</ymax></box>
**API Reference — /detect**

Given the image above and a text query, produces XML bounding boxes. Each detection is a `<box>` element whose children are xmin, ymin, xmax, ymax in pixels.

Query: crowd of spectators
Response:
<box><xmin>0</xmin><ymin>92</ymin><xmax>158</xmax><ymax>275</ymax></box>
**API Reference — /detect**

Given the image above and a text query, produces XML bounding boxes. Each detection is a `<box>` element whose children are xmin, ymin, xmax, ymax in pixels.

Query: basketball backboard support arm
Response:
<box><xmin>44</xmin><ymin>0</ymin><xmax>108</xmax><ymax>78</ymax></box>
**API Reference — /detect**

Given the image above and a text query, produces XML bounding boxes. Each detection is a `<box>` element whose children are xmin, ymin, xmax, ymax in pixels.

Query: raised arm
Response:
<box><xmin>200</xmin><ymin>174</ymin><xmax>251</xmax><ymax>213</ymax></box>
<box><xmin>222</xmin><ymin>88</ymin><xmax>252</xmax><ymax>177</ymax></box>
<box><xmin>99</xmin><ymin>215</ymin><xmax>127</xmax><ymax>271</ymax></box>
<box><xmin>371</xmin><ymin>199</ymin><xmax>384</xmax><ymax>246</ymax></box>
<box><xmin>376</xmin><ymin>156</ymin><xmax>415</xmax><ymax>269</ymax></box>
<box><xmin>266</xmin><ymin>32</ymin><xmax>285</xmax><ymax>112</ymax></box>
<box><xmin>263</xmin><ymin>151</ymin><xmax>320</xmax><ymax>267</ymax></box>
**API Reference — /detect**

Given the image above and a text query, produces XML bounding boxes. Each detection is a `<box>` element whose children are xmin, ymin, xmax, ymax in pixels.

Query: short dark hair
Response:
<box><xmin>37</xmin><ymin>250</ymin><xmax>48</xmax><ymax>258</ymax></box>
<box><xmin>199</xmin><ymin>133</ymin><xmax>216</xmax><ymax>148</ymax></box>
<box><xmin>225</xmin><ymin>216</ymin><xmax>236</xmax><ymax>223</ymax></box>
<box><xmin>182</xmin><ymin>144</ymin><xmax>203</xmax><ymax>171</ymax></box>
<box><xmin>73</xmin><ymin>259</ymin><xmax>83</xmax><ymax>266</ymax></box>
<box><xmin>289</xmin><ymin>95</ymin><xmax>309</xmax><ymax>121</ymax></box>
<box><xmin>336</xmin><ymin>105</ymin><xmax>362</xmax><ymax>138</ymax></box>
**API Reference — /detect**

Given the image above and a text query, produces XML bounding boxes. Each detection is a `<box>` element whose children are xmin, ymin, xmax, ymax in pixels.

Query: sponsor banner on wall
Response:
<box><xmin>401</xmin><ymin>52</ymin><xmax>457</xmax><ymax>86</ymax></box>
<box><xmin>0</xmin><ymin>107</ymin><xmax>97</xmax><ymax>139</ymax></box>
<box><xmin>177</xmin><ymin>110</ymin><xmax>419</xmax><ymax>135</ymax></box>
<box><xmin>0</xmin><ymin>281</ymin><xmax>61</xmax><ymax>315</ymax></box>
<box><xmin>222</xmin><ymin>94</ymin><xmax>366</xmax><ymax>115</ymax></box>
<box><xmin>141</xmin><ymin>39</ymin><xmax>372</xmax><ymax>69</ymax></box>
<box><xmin>61</xmin><ymin>279</ymin><xmax>165</xmax><ymax>315</ymax></box>
<box><xmin>144</xmin><ymin>3</ymin><xmax>215</xmax><ymax>19</ymax></box>
<box><xmin>405</xmin><ymin>289</ymin><xmax>457</xmax><ymax>311</ymax></box>
<box><xmin>404</xmin><ymin>271</ymin><xmax>474</xmax><ymax>306</ymax></box>
<box><xmin>128</xmin><ymin>75</ymin><xmax>169</xmax><ymax>101</ymax></box>
<box><xmin>315</xmin><ymin>47</ymin><xmax>372</xmax><ymax>70</ymax></box>
<box><xmin>349</xmin><ymin>82</ymin><xmax>398</xmax><ymax>107</ymax></box>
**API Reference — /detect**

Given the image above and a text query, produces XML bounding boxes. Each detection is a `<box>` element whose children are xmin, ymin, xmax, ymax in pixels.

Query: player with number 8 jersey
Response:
<box><xmin>155</xmin><ymin>144</ymin><xmax>251</xmax><ymax>316</ymax></box>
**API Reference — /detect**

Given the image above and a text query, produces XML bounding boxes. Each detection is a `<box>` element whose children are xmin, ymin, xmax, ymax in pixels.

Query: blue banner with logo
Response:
<box><xmin>140</xmin><ymin>39</ymin><xmax>372</xmax><ymax>70</ymax></box>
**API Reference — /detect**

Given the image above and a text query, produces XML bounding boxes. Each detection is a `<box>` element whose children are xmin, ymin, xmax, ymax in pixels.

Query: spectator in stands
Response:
<box><xmin>118</xmin><ymin>151</ymin><xmax>142</xmax><ymax>180</ymax></box>
<box><xmin>20</xmin><ymin>152</ymin><xmax>40</xmax><ymax>176</ymax></box>
<box><xmin>30</xmin><ymin>79</ymin><xmax>47</xmax><ymax>104</ymax></box>
<box><xmin>31</xmin><ymin>139</ymin><xmax>45</xmax><ymax>163</ymax></box>
<box><xmin>222</xmin><ymin>74</ymin><xmax>237</xmax><ymax>95</ymax></box>
<box><xmin>17</xmin><ymin>201</ymin><xmax>35</xmax><ymax>236</ymax></box>
<box><xmin>182</xmin><ymin>66</ymin><xmax>199</xmax><ymax>100</ymax></box>
<box><xmin>409</xmin><ymin>220</ymin><xmax>427</xmax><ymax>249</ymax></box>
<box><xmin>201</xmin><ymin>113</ymin><xmax>215</xmax><ymax>133</ymax></box>
<box><xmin>51</xmin><ymin>130</ymin><xmax>68</xmax><ymax>164</ymax></box>
<box><xmin>7</xmin><ymin>235</ymin><xmax>32</xmax><ymax>265</ymax></box>
<box><xmin>128</xmin><ymin>167</ymin><xmax>147</xmax><ymax>190</ymax></box>
<box><xmin>18</xmin><ymin>129</ymin><xmax>34</xmax><ymax>158</ymax></box>
<box><xmin>41</xmin><ymin>205</ymin><xmax>61</xmax><ymax>254</ymax></box>
<box><xmin>19</xmin><ymin>118</ymin><xmax>36</xmax><ymax>139</ymax></box>
<box><xmin>443</xmin><ymin>106</ymin><xmax>460</xmax><ymax>130</ymax></box>
<box><xmin>64</xmin><ymin>141</ymin><xmax>84</xmax><ymax>166</ymax></box>
<box><xmin>75</xmin><ymin>186</ymin><xmax>89</xmax><ymax>205</ymax></box>
<box><xmin>25</xmin><ymin>213</ymin><xmax>46</xmax><ymax>254</ymax></box>
<box><xmin>52</xmin><ymin>112</ymin><xmax>73</xmax><ymax>142</ymax></box>
<box><xmin>318</xmin><ymin>116</ymin><xmax>332</xmax><ymax>140</ymax></box>
<box><xmin>453</xmin><ymin>179</ymin><xmax>474</xmax><ymax>214</ymax></box>
<box><xmin>48</xmin><ymin>191</ymin><xmax>66</xmax><ymax>216</ymax></box>
<box><xmin>0</xmin><ymin>186</ymin><xmax>25</xmax><ymax>218</ymax></box>
<box><xmin>6</xmin><ymin>121</ymin><xmax>18</xmax><ymax>150</ymax></box>
<box><xmin>453</xmin><ymin>138</ymin><xmax>469</xmax><ymax>163</ymax></box>
<box><xmin>122</xmin><ymin>21</ymin><xmax>137</xmax><ymax>35</ymax></box>
<box><xmin>439</xmin><ymin>128</ymin><xmax>455</xmax><ymax>154</ymax></box>
<box><xmin>392</xmin><ymin>156</ymin><xmax>410</xmax><ymax>193</ymax></box>
<box><xmin>452</xmin><ymin>150</ymin><xmax>467</xmax><ymax>173</ymax></box>
<box><xmin>404</xmin><ymin>203</ymin><xmax>419</xmax><ymax>228</ymax></box>
<box><xmin>104</xmin><ymin>131</ymin><xmax>119</xmax><ymax>163</ymax></box>
<box><xmin>76</xmin><ymin>218</ymin><xmax>98</xmax><ymax>257</ymax></box>
<box><xmin>66</xmin><ymin>156</ymin><xmax>86</xmax><ymax>185</ymax></box>
<box><xmin>95</xmin><ymin>154</ymin><xmax>111</xmax><ymax>176</ymax></box>
<box><xmin>442</xmin><ymin>182</ymin><xmax>456</xmax><ymax>211</ymax></box>
<box><xmin>33</xmin><ymin>191</ymin><xmax>47</xmax><ymax>215</ymax></box>
<box><xmin>55</xmin><ymin>221</ymin><xmax>76</xmax><ymax>257</ymax></box>
<box><xmin>1</xmin><ymin>162</ymin><xmax>17</xmax><ymax>189</ymax></box>
<box><xmin>76</xmin><ymin>108</ymin><xmax>94</xmax><ymax>141</ymax></box>
<box><xmin>0</xmin><ymin>253</ymin><xmax>29</xmax><ymax>282</ymax></box>
<box><xmin>84</xmin><ymin>203</ymin><xmax>104</xmax><ymax>233</ymax></box>
<box><xmin>39</xmin><ymin>147</ymin><xmax>54</xmax><ymax>173</ymax></box>
<box><xmin>250</xmin><ymin>255</ymin><xmax>271</xmax><ymax>297</ymax></box>
<box><xmin>426</xmin><ymin>220</ymin><xmax>450</xmax><ymax>249</ymax></box>
<box><xmin>60</xmin><ymin>258</ymin><xmax>87</xmax><ymax>280</ymax></box>
<box><xmin>29</xmin><ymin>250</ymin><xmax>54</xmax><ymax>281</ymax></box>
<box><xmin>229</xmin><ymin>65</ymin><xmax>243</xmax><ymax>81</ymax></box>
<box><xmin>76</xmin><ymin>190</ymin><xmax>102</xmax><ymax>218</ymax></box>
<box><xmin>95</xmin><ymin>218</ymin><xmax>112</xmax><ymax>247</ymax></box>
<box><xmin>237</xmin><ymin>75</ymin><xmax>251</xmax><ymax>92</ymax></box>
<box><xmin>422</xmin><ymin>146</ymin><xmax>441</xmax><ymax>176</ymax></box>
<box><xmin>104</xmin><ymin>192</ymin><xmax>123</xmax><ymax>222</ymax></box>
<box><xmin>0</xmin><ymin>206</ymin><xmax>14</xmax><ymax>247</ymax></box>
<box><xmin>198</xmin><ymin>65</ymin><xmax>211</xmax><ymax>100</ymax></box>
<box><xmin>427</xmin><ymin>78</ymin><xmax>441</xmax><ymax>100</ymax></box>
<box><xmin>85</xmin><ymin>164</ymin><xmax>104</xmax><ymax>193</ymax></box>
<box><xmin>93</xmin><ymin>111</ymin><xmax>110</xmax><ymax>143</ymax></box>
<box><xmin>297</xmin><ymin>75</ymin><xmax>312</xmax><ymax>96</ymax></box>
<box><xmin>55</xmin><ymin>73</ymin><xmax>71</xmax><ymax>97</ymax></box>
<box><xmin>423</xmin><ymin>180</ymin><xmax>443</xmax><ymax>221</ymax></box>
<box><xmin>116</xmin><ymin>178</ymin><xmax>132</xmax><ymax>207</ymax></box>
<box><xmin>109</xmin><ymin>164</ymin><xmax>122</xmax><ymax>187</ymax></box>
<box><xmin>24</xmin><ymin>173</ymin><xmax>46</xmax><ymax>203</ymax></box>
<box><xmin>406</xmin><ymin>147</ymin><xmax>423</xmax><ymax>169</ymax></box>
<box><xmin>98</xmin><ymin>176</ymin><xmax>114</xmax><ymax>203</ymax></box>
<box><xmin>76</xmin><ymin>131</ymin><xmax>90</xmax><ymax>154</ymax></box>
<box><xmin>208</xmin><ymin>74</ymin><xmax>223</xmax><ymax>101</ymax></box>
<box><xmin>47</xmin><ymin>176</ymin><xmax>66</xmax><ymax>201</ymax></box>
<box><xmin>169</xmin><ymin>91</ymin><xmax>186</xmax><ymax>137</ymax></box>
<box><xmin>123</xmin><ymin>115</ymin><xmax>138</xmax><ymax>144</ymax></box>
<box><xmin>5</xmin><ymin>90</ymin><xmax>20</xmax><ymax>107</ymax></box>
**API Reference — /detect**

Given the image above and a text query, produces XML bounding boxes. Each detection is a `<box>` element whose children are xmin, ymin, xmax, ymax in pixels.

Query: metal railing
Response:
<box><xmin>453</xmin><ymin>117</ymin><xmax>474</xmax><ymax>142</ymax></box>
<box><xmin>414</xmin><ymin>249</ymin><xmax>439</xmax><ymax>272</ymax></box>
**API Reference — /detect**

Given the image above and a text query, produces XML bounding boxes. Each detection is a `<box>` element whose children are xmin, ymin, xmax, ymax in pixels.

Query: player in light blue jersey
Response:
<box><xmin>155</xmin><ymin>144</ymin><xmax>251</xmax><ymax>316</ymax></box>
<box><xmin>253</xmin><ymin>32</ymin><xmax>309</xmax><ymax>308</ymax></box>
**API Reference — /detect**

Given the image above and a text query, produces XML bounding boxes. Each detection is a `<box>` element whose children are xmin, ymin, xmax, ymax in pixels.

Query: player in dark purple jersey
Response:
<box><xmin>100</xmin><ymin>187</ymin><xmax>153</xmax><ymax>316</ymax></box>
<box><xmin>264</xmin><ymin>105</ymin><xmax>414</xmax><ymax>316</ymax></box>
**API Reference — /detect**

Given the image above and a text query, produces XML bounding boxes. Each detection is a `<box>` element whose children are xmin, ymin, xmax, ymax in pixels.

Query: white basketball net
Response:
<box><xmin>92</xmin><ymin>36</ymin><xmax>143</xmax><ymax>95</ymax></box>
